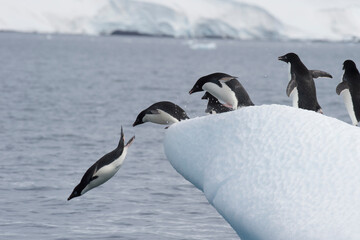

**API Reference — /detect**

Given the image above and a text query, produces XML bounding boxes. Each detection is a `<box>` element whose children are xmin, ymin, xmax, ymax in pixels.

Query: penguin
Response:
<box><xmin>189</xmin><ymin>72</ymin><xmax>254</xmax><ymax>110</ymax></box>
<box><xmin>201</xmin><ymin>92</ymin><xmax>232</xmax><ymax>114</ymax></box>
<box><xmin>278</xmin><ymin>52</ymin><xmax>332</xmax><ymax>113</ymax></box>
<box><xmin>133</xmin><ymin>101</ymin><xmax>189</xmax><ymax>126</ymax></box>
<box><xmin>336</xmin><ymin>60</ymin><xmax>360</xmax><ymax>126</ymax></box>
<box><xmin>68</xmin><ymin>127</ymin><xmax>135</xmax><ymax>201</ymax></box>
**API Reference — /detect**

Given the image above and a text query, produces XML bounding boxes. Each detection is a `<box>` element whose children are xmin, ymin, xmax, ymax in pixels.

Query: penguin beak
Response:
<box><xmin>132</xmin><ymin>119</ymin><xmax>142</xmax><ymax>127</ymax></box>
<box><xmin>125</xmin><ymin>136</ymin><xmax>135</xmax><ymax>147</ymax></box>
<box><xmin>278</xmin><ymin>55</ymin><xmax>287</xmax><ymax>62</ymax></box>
<box><xmin>189</xmin><ymin>86</ymin><xmax>201</xmax><ymax>94</ymax></box>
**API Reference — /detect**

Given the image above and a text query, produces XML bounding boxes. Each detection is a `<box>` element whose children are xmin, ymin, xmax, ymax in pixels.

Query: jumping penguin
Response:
<box><xmin>189</xmin><ymin>72</ymin><xmax>254</xmax><ymax>110</ymax></box>
<box><xmin>133</xmin><ymin>101</ymin><xmax>189</xmax><ymax>127</ymax></box>
<box><xmin>68</xmin><ymin>127</ymin><xmax>135</xmax><ymax>200</ymax></box>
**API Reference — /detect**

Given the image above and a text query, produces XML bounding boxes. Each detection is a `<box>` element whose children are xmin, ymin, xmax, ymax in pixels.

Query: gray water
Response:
<box><xmin>1</xmin><ymin>32</ymin><xmax>359</xmax><ymax>240</ymax></box>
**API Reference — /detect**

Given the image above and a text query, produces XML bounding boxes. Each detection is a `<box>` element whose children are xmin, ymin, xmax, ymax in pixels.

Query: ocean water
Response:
<box><xmin>1</xmin><ymin>32</ymin><xmax>359</xmax><ymax>240</ymax></box>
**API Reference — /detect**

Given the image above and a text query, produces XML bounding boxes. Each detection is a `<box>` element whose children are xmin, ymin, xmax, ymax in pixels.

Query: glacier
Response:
<box><xmin>1</xmin><ymin>0</ymin><xmax>360</xmax><ymax>41</ymax></box>
<box><xmin>164</xmin><ymin>105</ymin><xmax>360</xmax><ymax>240</ymax></box>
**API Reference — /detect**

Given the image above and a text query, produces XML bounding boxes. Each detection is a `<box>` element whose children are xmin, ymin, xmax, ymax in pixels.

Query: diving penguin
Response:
<box><xmin>133</xmin><ymin>101</ymin><xmax>189</xmax><ymax>127</ymax></box>
<box><xmin>68</xmin><ymin>127</ymin><xmax>135</xmax><ymax>200</ymax></box>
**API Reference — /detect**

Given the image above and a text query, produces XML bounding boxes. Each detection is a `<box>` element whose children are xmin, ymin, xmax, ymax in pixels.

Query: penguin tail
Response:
<box><xmin>126</xmin><ymin>136</ymin><xmax>135</xmax><ymax>147</ymax></box>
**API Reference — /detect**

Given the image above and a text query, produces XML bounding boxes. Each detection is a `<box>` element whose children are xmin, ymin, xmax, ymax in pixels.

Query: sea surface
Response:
<box><xmin>1</xmin><ymin>32</ymin><xmax>359</xmax><ymax>240</ymax></box>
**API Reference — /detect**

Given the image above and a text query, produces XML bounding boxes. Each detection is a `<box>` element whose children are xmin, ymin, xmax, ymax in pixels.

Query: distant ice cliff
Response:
<box><xmin>0</xmin><ymin>0</ymin><xmax>360</xmax><ymax>41</ymax></box>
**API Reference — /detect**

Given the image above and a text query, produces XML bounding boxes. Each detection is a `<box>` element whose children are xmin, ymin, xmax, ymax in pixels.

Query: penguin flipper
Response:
<box><xmin>286</xmin><ymin>78</ymin><xmax>297</xmax><ymax>97</ymax></box>
<box><xmin>149</xmin><ymin>109</ymin><xmax>160</xmax><ymax>114</ymax></box>
<box><xmin>219</xmin><ymin>76</ymin><xmax>237</xmax><ymax>82</ymax></box>
<box><xmin>336</xmin><ymin>81</ymin><xmax>349</xmax><ymax>95</ymax></box>
<box><xmin>310</xmin><ymin>70</ymin><xmax>333</xmax><ymax>79</ymax></box>
<box><xmin>90</xmin><ymin>175</ymin><xmax>98</xmax><ymax>181</ymax></box>
<box><xmin>90</xmin><ymin>164</ymin><xmax>99</xmax><ymax>181</ymax></box>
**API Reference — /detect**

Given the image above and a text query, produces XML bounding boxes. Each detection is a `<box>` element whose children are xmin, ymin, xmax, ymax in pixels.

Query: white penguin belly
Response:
<box><xmin>203</xmin><ymin>82</ymin><xmax>237</xmax><ymax>110</ymax></box>
<box><xmin>340</xmin><ymin>89</ymin><xmax>358</xmax><ymax>126</ymax></box>
<box><xmin>289</xmin><ymin>87</ymin><xmax>299</xmax><ymax>108</ymax></box>
<box><xmin>143</xmin><ymin>109</ymin><xmax>179</xmax><ymax>125</ymax></box>
<box><xmin>81</xmin><ymin>148</ymin><xmax>128</xmax><ymax>194</ymax></box>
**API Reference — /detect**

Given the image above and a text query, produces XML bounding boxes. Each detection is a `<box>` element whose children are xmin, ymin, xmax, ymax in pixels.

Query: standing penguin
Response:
<box><xmin>189</xmin><ymin>72</ymin><xmax>254</xmax><ymax>110</ymax></box>
<box><xmin>68</xmin><ymin>127</ymin><xmax>135</xmax><ymax>200</ymax></box>
<box><xmin>278</xmin><ymin>52</ymin><xmax>332</xmax><ymax>113</ymax></box>
<box><xmin>336</xmin><ymin>60</ymin><xmax>360</xmax><ymax>126</ymax></box>
<box><xmin>201</xmin><ymin>92</ymin><xmax>232</xmax><ymax>114</ymax></box>
<box><xmin>133</xmin><ymin>101</ymin><xmax>189</xmax><ymax>127</ymax></box>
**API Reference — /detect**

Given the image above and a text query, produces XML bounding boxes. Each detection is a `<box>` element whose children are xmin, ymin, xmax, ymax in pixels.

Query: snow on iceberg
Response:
<box><xmin>164</xmin><ymin>104</ymin><xmax>360</xmax><ymax>240</ymax></box>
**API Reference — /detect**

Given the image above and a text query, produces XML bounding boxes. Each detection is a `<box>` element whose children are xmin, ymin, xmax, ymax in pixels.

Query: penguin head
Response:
<box><xmin>133</xmin><ymin>110</ymin><xmax>146</xmax><ymax>126</ymax></box>
<box><xmin>68</xmin><ymin>185</ymin><xmax>82</xmax><ymax>201</ymax></box>
<box><xmin>343</xmin><ymin>60</ymin><xmax>357</xmax><ymax>71</ymax></box>
<box><xmin>343</xmin><ymin>60</ymin><xmax>360</xmax><ymax>81</ymax></box>
<box><xmin>278</xmin><ymin>52</ymin><xmax>299</xmax><ymax>63</ymax></box>
<box><xmin>189</xmin><ymin>79</ymin><xmax>205</xmax><ymax>94</ymax></box>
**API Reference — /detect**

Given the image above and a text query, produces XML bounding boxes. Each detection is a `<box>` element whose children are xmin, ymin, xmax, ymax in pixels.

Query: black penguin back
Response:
<box><xmin>225</xmin><ymin>79</ymin><xmax>254</xmax><ymax>107</ymax></box>
<box><xmin>344</xmin><ymin>60</ymin><xmax>360</xmax><ymax>121</ymax></box>
<box><xmin>290</xmin><ymin>54</ymin><xmax>321</xmax><ymax>112</ymax></box>
<box><xmin>149</xmin><ymin>101</ymin><xmax>189</xmax><ymax>121</ymax></box>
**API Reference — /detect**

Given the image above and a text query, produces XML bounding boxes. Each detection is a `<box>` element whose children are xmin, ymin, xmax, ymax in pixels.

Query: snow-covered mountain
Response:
<box><xmin>1</xmin><ymin>0</ymin><xmax>360</xmax><ymax>41</ymax></box>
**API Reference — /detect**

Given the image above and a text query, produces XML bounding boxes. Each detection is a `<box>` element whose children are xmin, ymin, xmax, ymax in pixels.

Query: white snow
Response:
<box><xmin>1</xmin><ymin>0</ymin><xmax>360</xmax><ymax>41</ymax></box>
<box><xmin>0</xmin><ymin>0</ymin><xmax>106</xmax><ymax>34</ymax></box>
<box><xmin>164</xmin><ymin>104</ymin><xmax>360</xmax><ymax>240</ymax></box>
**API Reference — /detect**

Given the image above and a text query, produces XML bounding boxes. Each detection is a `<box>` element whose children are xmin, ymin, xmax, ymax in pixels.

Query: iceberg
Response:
<box><xmin>164</xmin><ymin>105</ymin><xmax>360</xmax><ymax>240</ymax></box>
